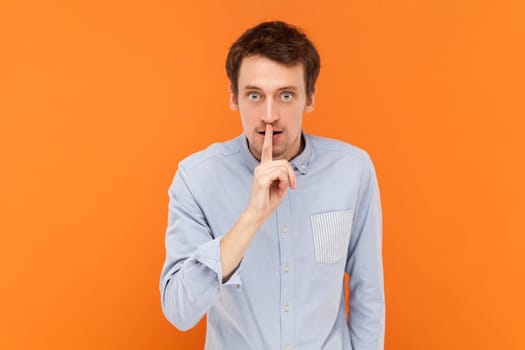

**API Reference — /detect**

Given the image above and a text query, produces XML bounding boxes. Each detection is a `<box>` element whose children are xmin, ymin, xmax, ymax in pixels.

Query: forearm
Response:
<box><xmin>220</xmin><ymin>209</ymin><xmax>265</xmax><ymax>281</ymax></box>
<box><xmin>161</xmin><ymin>246</ymin><xmax>222</xmax><ymax>330</ymax></box>
<box><xmin>161</xmin><ymin>209</ymin><xmax>266</xmax><ymax>329</ymax></box>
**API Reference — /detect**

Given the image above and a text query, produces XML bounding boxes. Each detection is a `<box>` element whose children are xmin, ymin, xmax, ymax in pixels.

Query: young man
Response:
<box><xmin>160</xmin><ymin>21</ymin><xmax>385</xmax><ymax>349</ymax></box>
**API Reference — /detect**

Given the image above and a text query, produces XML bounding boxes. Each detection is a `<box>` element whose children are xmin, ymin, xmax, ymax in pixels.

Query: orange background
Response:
<box><xmin>1</xmin><ymin>0</ymin><xmax>524</xmax><ymax>349</ymax></box>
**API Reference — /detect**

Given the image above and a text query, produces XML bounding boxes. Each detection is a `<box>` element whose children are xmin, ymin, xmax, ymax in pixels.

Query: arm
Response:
<box><xmin>159</xmin><ymin>167</ymin><xmax>231</xmax><ymax>331</ymax></box>
<box><xmin>345</xmin><ymin>154</ymin><xmax>385</xmax><ymax>349</ymax></box>
<box><xmin>160</xmin><ymin>125</ymin><xmax>296</xmax><ymax>330</ymax></box>
<box><xmin>220</xmin><ymin>124</ymin><xmax>296</xmax><ymax>279</ymax></box>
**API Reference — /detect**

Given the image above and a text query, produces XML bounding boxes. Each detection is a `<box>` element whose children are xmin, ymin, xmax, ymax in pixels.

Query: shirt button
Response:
<box><xmin>284</xmin><ymin>264</ymin><xmax>289</xmax><ymax>273</ymax></box>
<box><xmin>280</xmin><ymin>226</ymin><xmax>288</xmax><ymax>233</ymax></box>
<box><xmin>284</xmin><ymin>304</ymin><xmax>289</xmax><ymax>312</ymax></box>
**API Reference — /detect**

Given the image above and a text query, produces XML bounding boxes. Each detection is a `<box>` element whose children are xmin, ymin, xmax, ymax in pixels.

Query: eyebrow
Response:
<box><xmin>242</xmin><ymin>85</ymin><xmax>298</xmax><ymax>92</ymax></box>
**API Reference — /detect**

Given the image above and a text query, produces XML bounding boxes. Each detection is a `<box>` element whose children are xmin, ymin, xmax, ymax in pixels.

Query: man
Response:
<box><xmin>160</xmin><ymin>21</ymin><xmax>385</xmax><ymax>349</ymax></box>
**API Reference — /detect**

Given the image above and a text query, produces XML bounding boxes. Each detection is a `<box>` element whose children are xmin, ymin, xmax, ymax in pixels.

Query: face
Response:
<box><xmin>230</xmin><ymin>55</ymin><xmax>315</xmax><ymax>161</ymax></box>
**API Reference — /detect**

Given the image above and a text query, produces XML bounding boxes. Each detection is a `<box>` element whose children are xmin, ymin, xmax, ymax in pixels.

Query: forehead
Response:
<box><xmin>238</xmin><ymin>55</ymin><xmax>305</xmax><ymax>91</ymax></box>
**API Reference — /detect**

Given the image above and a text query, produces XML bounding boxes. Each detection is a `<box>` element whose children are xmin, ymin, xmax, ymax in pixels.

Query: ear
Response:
<box><xmin>229</xmin><ymin>91</ymin><xmax>239</xmax><ymax>111</ymax></box>
<box><xmin>304</xmin><ymin>92</ymin><xmax>315</xmax><ymax>112</ymax></box>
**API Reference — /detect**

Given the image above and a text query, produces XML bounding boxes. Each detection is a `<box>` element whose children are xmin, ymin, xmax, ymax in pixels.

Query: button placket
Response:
<box><xmin>276</xmin><ymin>192</ymin><xmax>294</xmax><ymax>350</ymax></box>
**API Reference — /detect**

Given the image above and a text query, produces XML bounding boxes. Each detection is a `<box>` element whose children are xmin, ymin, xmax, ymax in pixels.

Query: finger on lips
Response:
<box><xmin>261</xmin><ymin>124</ymin><xmax>273</xmax><ymax>164</ymax></box>
<box><xmin>259</xmin><ymin>123</ymin><xmax>296</xmax><ymax>190</ymax></box>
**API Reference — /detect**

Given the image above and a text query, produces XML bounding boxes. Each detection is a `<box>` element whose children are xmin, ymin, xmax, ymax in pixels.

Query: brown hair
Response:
<box><xmin>226</xmin><ymin>21</ymin><xmax>320</xmax><ymax>99</ymax></box>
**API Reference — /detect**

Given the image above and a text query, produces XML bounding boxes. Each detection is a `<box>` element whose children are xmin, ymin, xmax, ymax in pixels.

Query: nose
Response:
<box><xmin>261</xmin><ymin>98</ymin><xmax>279</xmax><ymax>124</ymax></box>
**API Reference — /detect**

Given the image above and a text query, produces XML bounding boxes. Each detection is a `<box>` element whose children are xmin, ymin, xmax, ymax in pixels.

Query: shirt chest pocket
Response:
<box><xmin>310</xmin><ymin>209</ymin><xmax>354</xmax><ymax>264</ymax></box>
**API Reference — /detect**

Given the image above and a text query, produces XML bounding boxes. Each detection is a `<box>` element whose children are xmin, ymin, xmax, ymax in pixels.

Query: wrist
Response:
<box><xmin>241</xmin><ymin>208</ymin><xmax>266</xmax><ymax>228</ymax></box>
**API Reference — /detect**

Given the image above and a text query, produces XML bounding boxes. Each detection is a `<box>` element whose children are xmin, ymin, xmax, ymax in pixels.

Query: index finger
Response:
<box><xmin>260</xmin><ymin>124</ymin><xmax>273</xmax><ymax>163</ymax></box>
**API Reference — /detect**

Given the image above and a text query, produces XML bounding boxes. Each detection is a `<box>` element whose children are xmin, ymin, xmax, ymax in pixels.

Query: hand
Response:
<box><xmin>246</xmin><ymin>124</ymin><xmax>297</xmax><ymax>223</ymax></box>
<box><xmin>220</xmin><ymin>124</ymin><xmax>297</xmax><ymax>279</ymax></box>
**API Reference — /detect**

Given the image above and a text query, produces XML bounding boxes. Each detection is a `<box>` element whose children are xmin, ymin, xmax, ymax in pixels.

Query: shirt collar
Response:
<box><xmin>239</xmin><ymin>131</ymin><xmax>312</xmax><ymax>175</ymax></box>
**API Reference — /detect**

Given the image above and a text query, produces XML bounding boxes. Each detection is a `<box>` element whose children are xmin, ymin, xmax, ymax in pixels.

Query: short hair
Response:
<box><xmin>226</xmin><ymin>21</ymin><xmax>320</xmax><ymax>98</ymax></box>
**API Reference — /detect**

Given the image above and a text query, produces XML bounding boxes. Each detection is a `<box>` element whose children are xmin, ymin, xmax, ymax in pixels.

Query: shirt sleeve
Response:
<box><xmin>159</xmin><ymin>166</ymin><xmax>242</xmax><ymax>331</ymax></box>
<box><xmin>345</xmin><ymin>153</ymin><xmax>385</xmax><ymax>349</ymax></box>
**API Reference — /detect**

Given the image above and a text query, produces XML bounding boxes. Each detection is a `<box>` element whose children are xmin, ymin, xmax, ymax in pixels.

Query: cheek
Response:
<box><xmin>239</xmin><ymin>104</ymin><xmax>257</xmax><ymax>123</ymax></box>
<box><xmin>240</xmin><ymin>113</ymin><xmax>253</xmax><ymax>131</ymax></box>
<box><xmin>239</xmin><ymin>114</ymin><xmax>260</xmax><ymax>140</ymax></box>
<box><xmin>286</xmin><ymin>106</ymin><xmax>305</xmax><ymax>126</ymax></box>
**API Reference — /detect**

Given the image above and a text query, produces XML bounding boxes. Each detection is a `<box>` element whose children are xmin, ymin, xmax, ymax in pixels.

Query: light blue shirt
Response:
<box><xmin>160</xmin><ymin>132</ymin><xmax>385</xmax><ymax>350</ymax></box>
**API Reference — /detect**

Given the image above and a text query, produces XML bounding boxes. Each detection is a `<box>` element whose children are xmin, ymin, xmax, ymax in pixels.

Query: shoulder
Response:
<box><xmin>178</xmin><ymin>135</ymin><xmax>243</xmax><ymax>173</ymax></box>
<box><xmin>306</xmin><ymin>134</ymin><xmax>379</xmax><ymax>188</ymax></box>
<box><xmin>307</xmin><ymin>133</ymin><xmax>373</xmax><ymax>164</ymax></box>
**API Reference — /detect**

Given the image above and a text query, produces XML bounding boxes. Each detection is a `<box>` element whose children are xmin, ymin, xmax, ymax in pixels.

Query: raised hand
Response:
<box><xmin>219</xmin><ymin>124</ymin><xmax>298</xmax><ymax>279</ymax></box>
<box><xmin>246</xmin><ymin>124</ymin><xmax>297</xmax><ymax>224</ymax></box>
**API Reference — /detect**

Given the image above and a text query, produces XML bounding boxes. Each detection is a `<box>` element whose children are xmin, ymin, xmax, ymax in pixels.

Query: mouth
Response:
<box><xmin>257</xmin><ymin>130</ymin><xmax>283</xmax><ymax>136</ymax></box>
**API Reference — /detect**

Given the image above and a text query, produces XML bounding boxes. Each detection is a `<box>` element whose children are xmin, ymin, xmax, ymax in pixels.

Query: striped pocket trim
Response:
<box><xmin>311</xmin><ymin>209</ymin><xmax>353</xmax><ymax>264</ymax></box>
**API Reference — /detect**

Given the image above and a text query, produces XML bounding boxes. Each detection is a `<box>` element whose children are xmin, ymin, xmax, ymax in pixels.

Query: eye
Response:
<box><xmin>280</xmin><ymin>92</ymin><xmax>293</xmax><ymax>101</ymax></box>
<box><xmin>248</xmin><ymin>92</ymin><xmax>260</xmax><ymax>101</ymax></box>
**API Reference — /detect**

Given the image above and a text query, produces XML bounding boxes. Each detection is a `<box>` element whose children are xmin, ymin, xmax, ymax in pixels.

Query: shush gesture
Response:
<box><xmin>246</xmin><ymin>123</ymin><xmax>297</xmax><ymax>224</ymax></box>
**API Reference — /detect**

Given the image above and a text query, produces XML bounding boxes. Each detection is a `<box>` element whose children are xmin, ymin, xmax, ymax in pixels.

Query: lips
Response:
<box><xmin>258</xmin><ymin>130</ymin><xmax>283</xmax><ymax>135</ymax></box>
